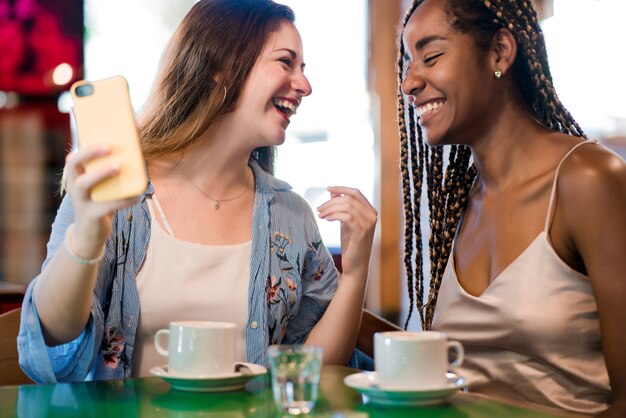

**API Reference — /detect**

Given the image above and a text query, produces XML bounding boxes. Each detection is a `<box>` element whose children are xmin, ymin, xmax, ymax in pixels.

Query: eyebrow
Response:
<box><xmin>414</xmin><ymin>34</ymin><xmax>447</xmax><ymax>51</ymax></box>
<box><xmin>275</xmin><ymin>48</ymin><xmax>296</xmax><ymax>59</ymax></box>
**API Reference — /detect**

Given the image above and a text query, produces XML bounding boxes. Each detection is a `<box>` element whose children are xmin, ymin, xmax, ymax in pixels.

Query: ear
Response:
<box><xmin>490</xmin><ymin>28</ymin><xmax>517</xmax><ymax>76</ymax></box>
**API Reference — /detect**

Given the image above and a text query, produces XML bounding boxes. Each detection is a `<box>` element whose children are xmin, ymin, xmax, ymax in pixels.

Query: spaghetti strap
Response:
<box><xmin>544</xmin><ymin>139</ymin><xmax>598</xmax><ymax>231</ymax></box>
<box><xmin>150</xmin><ymin>193</ymin><xmax>176</xmax><ymax>237</ymax></box>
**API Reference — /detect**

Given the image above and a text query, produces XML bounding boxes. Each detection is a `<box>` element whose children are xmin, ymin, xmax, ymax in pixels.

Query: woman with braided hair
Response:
<box><xmin>398</xmin><ymin>0</ymin><xmax>626</xmax><ymax>415</ymax></box>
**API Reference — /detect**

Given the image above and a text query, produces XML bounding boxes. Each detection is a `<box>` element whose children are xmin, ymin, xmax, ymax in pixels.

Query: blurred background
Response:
<box><xmin>1</xmin><ymin>0</ymin><xmax>624</xmax><ymax>323</ymax></box>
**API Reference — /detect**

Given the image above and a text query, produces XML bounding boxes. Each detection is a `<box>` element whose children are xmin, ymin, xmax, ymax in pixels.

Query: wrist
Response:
<box><xmin>64</xmin><ymin>224</ymin><xmax>106</xmax><ymax>265</ymax></box>
<box><xmin>338</xmin><ymin>271</ymin><xmax>369</xmax><ymax>293</ymax></box>
<box><xmin>340</xmin><ymin>263</ymin><xmax>370</xmax><ymax>283</ymax></box>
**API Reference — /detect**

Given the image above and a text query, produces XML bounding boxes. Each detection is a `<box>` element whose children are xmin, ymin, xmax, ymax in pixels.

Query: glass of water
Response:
<box><xmin>267</xmin><ymin>344</ymin><xmax>323</xmax><ymax>416</ymax></box>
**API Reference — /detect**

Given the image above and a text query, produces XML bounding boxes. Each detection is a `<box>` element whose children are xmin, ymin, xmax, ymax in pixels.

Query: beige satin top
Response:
<box><xmin>432</xmin><ymin>141</ymin><xmax>611</xmax><ymax>414</ymax></box>
<box><xmin>131</xmin><ymin>195</ymin><xmax>251</xmax><ymax>377</ymax></box>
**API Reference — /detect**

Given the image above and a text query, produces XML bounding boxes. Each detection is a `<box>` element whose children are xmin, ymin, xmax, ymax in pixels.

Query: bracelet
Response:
<box><xmin>64</xmin><ymin>224</ymin><xmax>105</xmax><ymax>265</ymax></box>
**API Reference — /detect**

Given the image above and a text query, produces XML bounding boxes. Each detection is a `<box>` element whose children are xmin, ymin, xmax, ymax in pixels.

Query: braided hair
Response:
<box><xmin>398</xmin><ymin>0</ymin><xmax>586</xmax><ymax>330</ymax></box>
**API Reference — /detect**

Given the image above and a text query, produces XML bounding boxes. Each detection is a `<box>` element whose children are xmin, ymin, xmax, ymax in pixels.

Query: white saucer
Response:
<box><xmin>344</xmin><ymin>371</ymin><xmax>465</xmax><ymax>407</ymax></box>
<box><xmin>150</xmin><ymin>362</ymin><xmax>267</xmax><ymax>392</ymax></box>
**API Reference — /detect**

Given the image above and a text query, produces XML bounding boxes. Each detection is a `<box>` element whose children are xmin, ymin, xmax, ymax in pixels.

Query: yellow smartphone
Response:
<box><xmin>70</xmin><ymin>75</ymin><xmax>147</xmax><ymax>202</ymax></box>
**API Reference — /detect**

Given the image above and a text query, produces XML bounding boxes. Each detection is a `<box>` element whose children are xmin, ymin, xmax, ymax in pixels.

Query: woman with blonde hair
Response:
<box><xmin>19</xmin><ymin>0</ymin><xmax>376</xmax><ymax>382</ymax></box>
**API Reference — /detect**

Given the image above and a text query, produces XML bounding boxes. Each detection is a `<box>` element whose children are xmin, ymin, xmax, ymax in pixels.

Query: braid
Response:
<box><xmin>397</xmin><ymin>0</ymin><xmax>584</xmax><ymax>330</ymax></box>
<box><xmin>423</xmin><ymin>146</ymin><xmax>458</xmax><ymax>327</ymax></box>
<box><xmin>408</xmin><ymin>105</ymin><xmax>426</xmax><ymax>326</ymax></box>
<box><xmin>425</xmin><ymin>147</ymin><xmax>476</xmax><ymax>327</ymax></box>
<box><xmin>398</xmin><ymin>0</ymin><xmax>439</xmax><ymax>330</ymax></box>
<box><xmin>427</xmin><ymin>147</ymin><xmax>444</xmax><ymax>317</ymax></box>
<box><xmin>398</xmin><ymin>38</ymin><xmax>417</xmax><ymax>329</ymax></box>
<box><xmin>480</xmin><ymin>0</ymin><xmax>586</xmax><ymax>137</ymax></box>
<box><xmin>399</xmin><ymin>106</ymin><xmax>417</xmax><ymax>329</ymax></box>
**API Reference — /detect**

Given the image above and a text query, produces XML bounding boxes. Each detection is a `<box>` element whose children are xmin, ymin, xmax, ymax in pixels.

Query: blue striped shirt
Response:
<box><xmin>18</xmin><ymin>160</ymin><xmax>339</xmax><ymax>383</ymax></box>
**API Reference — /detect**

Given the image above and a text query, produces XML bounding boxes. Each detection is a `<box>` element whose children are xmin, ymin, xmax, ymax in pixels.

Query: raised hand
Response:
<box><xmin>64</xmin><ymin>145</ymin><xmax>139</xmax><ymax>258</ymax></box>
<box><xmin>316</xmin><ymin>186</ymin><xmax>377</xmax><ymax>279</ymax></box>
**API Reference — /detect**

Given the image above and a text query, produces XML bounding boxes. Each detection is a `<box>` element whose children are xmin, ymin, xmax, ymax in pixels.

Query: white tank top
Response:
<box><xmin>432</xmin><ymin>140</ymin><xmax>611</xmax><ymax>414</ymax></box>
<box><xmin>131</xmin><ymin>194</ymin><xmax>251</xmax><ymax>377</ymax></box>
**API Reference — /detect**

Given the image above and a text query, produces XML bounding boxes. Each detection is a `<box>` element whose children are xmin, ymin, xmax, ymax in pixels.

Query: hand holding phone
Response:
<box><xmin>70</xmin><ymin>76</ymin><xmax>147</xmax><ymax>202</ymax></box>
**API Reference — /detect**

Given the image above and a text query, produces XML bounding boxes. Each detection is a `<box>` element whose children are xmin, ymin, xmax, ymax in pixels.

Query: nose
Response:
<box><xmin>292</xmin><ymin>71</ymin><xmax>312</xmax><ymax>97</ymax></box>
<box><xmin>401</xmin><ymin>65</ymin><xmax>425</xmax><ymax>105</ymax></box>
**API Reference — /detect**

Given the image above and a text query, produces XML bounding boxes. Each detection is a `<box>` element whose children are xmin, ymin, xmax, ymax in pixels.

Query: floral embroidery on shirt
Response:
<box><xmin>266</xmin><ymin>275</ymin><xmax>282</xmax><ymax>304</ymax></box>
<box><xmin>266</xmin><ymin>231</ymin><xmax>328</xmax><ymax>344</ymax></box>
<box><xmin>286</xmin><ymin>278</ymin><xmax>297</xmax><ymax>304</ymax></box>
<box><xmin>307</xmin><ymin>240</ymin><xmax>324</xmax><ymax>280</ymax></box>
<box><xmin>102</xmin><ymin>325</ymin><xmax>125</xmax><ymax>369</ymax></box>
<box><xmin>312</xmin><ymin>266</ymin><xmax>324</xmax><ymax>281</ymax></box>
<box><xmin>270</xmin><ymin>231</ymin><xmax>296</xmax><ymax>266</ymax></box>
<box><xmin>268</xmin><ymin>231</ymin><xmax>302</xmax><ymax>343</ymax></box>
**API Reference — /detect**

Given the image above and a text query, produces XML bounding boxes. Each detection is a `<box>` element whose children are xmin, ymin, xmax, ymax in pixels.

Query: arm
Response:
<box><xmin>562</xmin><ymin>148</ymin><xmax>626</xmax><ymax>417</ymax></box>
<box><xmin>306</xmin><ymin>186</ymin><xmax>377</xmax><ymax>365</ymax></box>
<box><xmin>33</xmin><ymin>146</ymin><xmax>138</xmax><ymax>345</ymax></box>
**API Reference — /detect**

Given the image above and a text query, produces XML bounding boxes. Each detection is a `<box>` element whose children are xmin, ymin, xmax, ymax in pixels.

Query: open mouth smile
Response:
<box><xmin>416</xmin><ymin>100</ymin><xmax>444</xmax><ymax>120</ymax></box>
<box><xmin>272</xmin><ymin>98</ymin><xmax>298</xmax><ymax>119</ymax></box>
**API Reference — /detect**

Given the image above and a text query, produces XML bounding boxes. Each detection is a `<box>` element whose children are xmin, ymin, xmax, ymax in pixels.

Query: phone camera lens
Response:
<box><xmin>75</xmin><ymin>84</ymin><xmax>94</xmax><ymax>97</ymax></box>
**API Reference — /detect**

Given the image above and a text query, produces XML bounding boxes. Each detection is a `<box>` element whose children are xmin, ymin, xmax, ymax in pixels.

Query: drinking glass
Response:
<box><xmin>267</xmin><ymin>345</ymin><xmax>323</xmax><ymax>416</ymax></box>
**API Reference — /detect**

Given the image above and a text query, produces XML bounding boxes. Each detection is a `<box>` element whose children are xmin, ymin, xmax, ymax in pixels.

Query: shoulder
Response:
<box><xmin>250</xmin><ymin>161</ymin><xmax>319</xmax><ymax>230</ymax></box>
<box><xmin>557</xmin><ymin>141</ymin><xmax>626</xmax><ymax>242</ymax></box>
<box><xmin>271</xmin><ymin>189</ymin><xmax>318</xmax><ymax>234</ymax></box>
<box><xmin>558</xmin><ymin>141</ymin><xmax>626</xmax><ymax>201</ymax></box>
<box><xmin>274</xmin><ymin>188</ymin><xmax>312</xmax><ymax>211</ymax></box>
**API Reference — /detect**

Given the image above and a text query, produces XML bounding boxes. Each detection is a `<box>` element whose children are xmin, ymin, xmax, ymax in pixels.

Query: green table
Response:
<box><xmin>0</xmin><ymin>366</ymin><xmax>580</xmax><ymax>417</ymax></box>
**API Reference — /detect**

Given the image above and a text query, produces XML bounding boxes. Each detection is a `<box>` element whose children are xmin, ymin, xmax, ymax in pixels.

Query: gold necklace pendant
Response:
<box><xmin>173</xmin><ymin>161</ymin><xmax>251</xmax><ymax>210</ymax></box>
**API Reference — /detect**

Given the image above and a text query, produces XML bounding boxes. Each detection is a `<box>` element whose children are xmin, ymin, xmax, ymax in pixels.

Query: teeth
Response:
<box><xmin>272</xmin><ymin>98</ymin><xmax>298</xmax><ymax>116</ymax></box>
<box><xmin>416</xmin><ymin>101</ymin><xmax>444</xmax><ymax>118</ymax></box>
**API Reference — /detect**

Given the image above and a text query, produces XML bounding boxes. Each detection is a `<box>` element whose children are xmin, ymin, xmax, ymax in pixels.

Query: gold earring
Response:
<box><xmin>220</xmin><ymin>85</ymin><xmax>228</xmax><ymax>106</ymax></box>
<box><xmin>494</xmin><ymin>69</ymin><xmax>502</xmax><ymax>79</ymax></box>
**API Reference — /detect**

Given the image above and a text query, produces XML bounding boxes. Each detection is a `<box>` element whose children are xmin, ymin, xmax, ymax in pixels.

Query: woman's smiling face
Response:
<box><xmin>233</xmin><ymin>20</ymin><xmax>312</xmax><ymax>149</ymax></box>
<box><xmin>401</xmin><ymin>0</ymin><xmax>500</xmax><ymax>146</ymax></box>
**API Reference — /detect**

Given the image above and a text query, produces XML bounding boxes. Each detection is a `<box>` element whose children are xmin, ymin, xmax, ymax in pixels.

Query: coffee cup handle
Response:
<box><xmin>154</xmin><ymin>329</ymin><xmax>169</xmax><ymax>357</ymax></box>
<box><xmin>447</xmin><ymin>341</ymin><xmax>464</xmax><ymax>369</ymax></box>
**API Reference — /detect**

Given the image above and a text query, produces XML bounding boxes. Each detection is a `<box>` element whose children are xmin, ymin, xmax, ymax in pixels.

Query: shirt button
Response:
<box><xmin>250</xmin><ymin>321</ymin><xmax>258</xmax><ymax>329</ymax></box>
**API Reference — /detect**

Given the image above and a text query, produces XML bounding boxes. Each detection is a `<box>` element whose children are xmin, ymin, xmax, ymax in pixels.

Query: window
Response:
<box><xmin>83</xmin><ymin>0</ymin><xmax>374</xmax><ymax>252</ymax></box>
<box><xmin>542</xmin><ymin>0</ymin><xmax>626</xmax><ymax>156</ymax></box>
<box><xmin>274</xmin><ymin>0</ymin><xmax>373</xmax><ymax>251</ymax></box>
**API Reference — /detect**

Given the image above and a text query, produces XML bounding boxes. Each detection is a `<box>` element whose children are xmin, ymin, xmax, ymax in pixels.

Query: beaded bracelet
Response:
<box><xmin>64</xmin><ymin>224</ymin><xmax>105</xmax><ymax>265</ymax></box>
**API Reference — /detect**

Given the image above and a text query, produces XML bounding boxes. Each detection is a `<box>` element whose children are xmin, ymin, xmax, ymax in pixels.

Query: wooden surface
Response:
<box><xmin>0</xmin><ymin>308</ymin><xmax>33</xmax><ymax>385</ymax></box>
<box><xmin>0</xmin><ymin>282</ymin><xmax>25</xmax><ymax>314</ymax></box>
<box><xmin>356</xmin><ymin>308</ymin><xmax>403</xmax><ymax>358</ymax></box>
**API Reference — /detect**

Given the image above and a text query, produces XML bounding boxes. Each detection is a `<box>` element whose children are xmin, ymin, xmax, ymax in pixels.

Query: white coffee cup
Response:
<box><xmin>374</xmin><ymin>331</ymin><xmax>464</xmax><ymax>390</ymax></box>
<box><xmin>154</xmin><ymin>321</ymin><xmax>236</xmax><ymax>377</ymax></box>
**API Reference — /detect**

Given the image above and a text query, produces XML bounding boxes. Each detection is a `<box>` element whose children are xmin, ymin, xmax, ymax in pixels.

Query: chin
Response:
<box><xmin>261</xmin><ymin>135</ymin><xmax>286</xmax><ymax>148</ymax></box>
<box><xmin>422</xmin><ymin>127</ymin><xmax>457</xmax><ymax>148</ymax></box>
<box><xmin>269</xmin><ymin>135</ymin><xmax>286</xmax><ymax>147</ymax></box>
<box><xmin>422</xmin><ymin>129</ymin><xmax>442</xmax><ymax>147</ymax></box>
